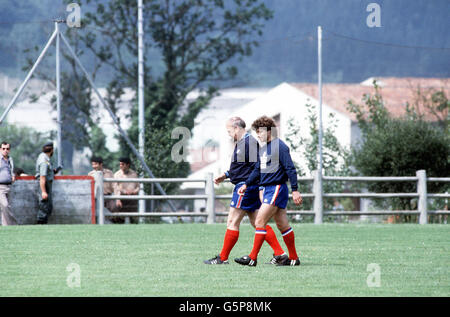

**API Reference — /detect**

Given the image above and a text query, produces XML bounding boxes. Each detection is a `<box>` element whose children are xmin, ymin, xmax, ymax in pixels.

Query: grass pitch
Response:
<box><xmin>0</xmin><ymin>223</ymin><xmax>448</xmax><ymax>297</ymax></box>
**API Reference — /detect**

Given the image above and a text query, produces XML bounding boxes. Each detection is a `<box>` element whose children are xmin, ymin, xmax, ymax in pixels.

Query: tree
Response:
<box><xmin>286</xmin><ymin>103</ymin><xmax>351</xmax><ymax>177</ymax></box>
<box><xmin>77</xmin><ymin>0</ymin><xmax>273</xmax><ymax>190</ymax></box>
<box><xmin>89</xmin><ymin>125</ymin><xmax>120</xmax><ymax>170</ymax></box>
<box><xmin>285</xmin><ymin>103</ymin><xmax>353</xmax><ymax>219</ymax></box>
<box><xmin>23</xmin><ymin>25</ymin><xmax>117</xmax><ymax>173</ymax></box>
<box><xmin>0</xmin><ymin>123</ymin><xmax>50</xmax><ymax>174</ymax></box>
<box><xmin>405</xmin><ymin>85</ymin><xmax>449</xmax><ymax>134</ymax></box>
<box><xmin>348</xmin><ymin>81</ymin><xmax>450</xmax><ymax>221</ymax></box>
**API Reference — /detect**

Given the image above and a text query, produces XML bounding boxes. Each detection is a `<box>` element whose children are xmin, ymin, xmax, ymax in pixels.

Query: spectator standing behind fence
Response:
<box><xmin>35</xmin><ymin>142</ymin><xmax>60</xmax><ymax>225</ymax></box>
<box><xmin>0</xmin><ymin>141</ymin><xmax>17</xmax><ymax>226</ymax></box>
<box><xmin>113</xmin><ymin>157</ymin><xmax>139</xmax><ymax>223</ymax></box>
<box><xmin>88</xmin><ymin>156</ymin><xmax>115</xmax><ymax>213</ymax></box>
<box><xmin>13</xmin><ymin>167</ymin><xmax>28</xmax><ymax>177</ymax></box>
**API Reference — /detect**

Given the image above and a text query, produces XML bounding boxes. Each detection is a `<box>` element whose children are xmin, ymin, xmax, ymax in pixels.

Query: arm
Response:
<box><xmin>214</xmin><ymin>171</ymin><xmax>228</xmax><ymax>185</ymax></box>
<box><xmin>243</xmin><ymin>160</ymin><xmax>260</xmax><ymax>186</ymax></box>
<box><xmin>239</xmin><ymin>157</ymin><xmax>261</xmax><ymax>196</ymax></box>
<box><xmin>131</xmin><ymin>172</ymin><xmax>140</xmax><ymax>195</ymax></box>
<box><xmin>40</xmin><ymin>176</ymin><xmax>48</xmax><ymax>200</ymax></box>
<box><xmin>244</xmin><ymin>140</ymin><xmax>261</xmax><ymax>188</ymax></box>
<box><xmin>279</xmin><ymin>146</ymin><xmax>302</xmax><ymax>205</ymax></box>
<box><xmin>132</xmin><ymin>184</ymin><xmax>140</xmax><ymax>195</ymax></box>
<box><xmin>279</xmin><ymin>146</ymin><xmax>298</xmax><ymax>191</ymax></box>
<box><xmin>38</xmin><ymin>161</ymin><xmax>48</xmax><ymax>200</ymax></box>
<box><xmin>239</xmin><ymin>140</ymin><xmax>261</xmax><ymax>195</ymax></box>
<box><xmin>239</xmin><ymin>163</ymin><xmax>260</xmax><ymax>196</ymax></box>
<box><xmin>10</xmin><ymin>157</ymin><xmax>15</xmax><ymax>183</ymax></box>
<box><xmin>113</xmin><ymin>174</ymin><xmax>122</xmax><ymax>207</ymax></box>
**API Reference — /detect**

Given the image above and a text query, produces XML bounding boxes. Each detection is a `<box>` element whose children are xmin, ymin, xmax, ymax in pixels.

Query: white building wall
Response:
<box><xmin>222</xmin><ymin>83</ymin><xmax>353</xmax><ymax>177</ymax></box>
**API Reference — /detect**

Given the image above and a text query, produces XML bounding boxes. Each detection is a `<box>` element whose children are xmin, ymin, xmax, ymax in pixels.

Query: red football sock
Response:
<box><xmin>282</xmin><ymin>227</ymin><xmax>299</xmax><ymax>260</ymax></box>
<box><xmin>249</xmin><ymin>227</ymin><xmax>267</xmax><ymax>261</ymax></box>
<box><xmin>219</xmin><ymin>229</ymin><xmax>239</xmax><ymax>261</ymax></box>
<box><xmin>265</xmin><ymin>225</ymin><xmax>285</xmax><ymax>256</ymax></box>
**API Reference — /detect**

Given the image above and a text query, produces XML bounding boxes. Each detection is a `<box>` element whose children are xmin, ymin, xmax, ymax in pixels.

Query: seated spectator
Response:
<box><xmin>13</xmin><ymin>167</ymin><xmax>28</xmax><ymax>177</ymax></box>
<box><xmin>113</xmin><ymin>157</ymin><xmax>139</xmax><ymax>224</ymax></box>
<box><xmin>88</xmin><ymin>156</ymin><xmax>115</xmax><ymax>214</ymax></box>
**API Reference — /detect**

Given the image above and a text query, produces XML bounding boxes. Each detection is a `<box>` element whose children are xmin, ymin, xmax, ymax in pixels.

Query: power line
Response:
<box><xmin>0</xmin><ymin>20</ymin><xmax>52</xmax><ymax>25</ymax></box>
<box><xmin>326</xmin><ymin>30</ymin><xmax>450</xmax><ymax>51</ymax></box>
<box><xmin>2</xmin><ymin>19</ymin><xmax>450</xmax><ymax>51</ymax></box>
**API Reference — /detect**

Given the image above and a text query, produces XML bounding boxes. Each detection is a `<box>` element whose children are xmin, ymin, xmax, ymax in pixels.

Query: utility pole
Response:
<box><xmin>55</xmin><ymin>20</ymin><xmax>63</xmax><ymax>171</ymax></box>
<box><xmin>315</xmin><ymin>25</ymin><xmax>324</xmax><ymax>224</ymax></box>
<box><xmin>318</xmin><ymin>25</ymin><xmax>323</xmax><ymax>178</ymax></box>
<box><xmin>138</xmin><ymin>0</ymin><xmax>146</xmax><ymax>221</ymax></box>
<box><xmin>0</xmin><ymin>18</ymin><xmax>177</xmax><ymax>212</ymax></box>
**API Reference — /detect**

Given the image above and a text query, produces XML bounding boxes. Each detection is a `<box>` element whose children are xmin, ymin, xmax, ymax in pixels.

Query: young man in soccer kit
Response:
<box><xmin>235</xmin><ymin>116</ymin><xmax>303</xmax><ymax>266</ymax></box>
<box><xmin>204</xmin><ymin>117</ymin><xmax>288</xmax><ymax>265</ymax></box>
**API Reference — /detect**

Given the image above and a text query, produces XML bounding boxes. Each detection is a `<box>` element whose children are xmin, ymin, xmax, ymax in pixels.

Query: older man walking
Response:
<box><xmin>0</xmin><ymin>141</ymin><xmax>17</xmax><ymax>225</ymax></box>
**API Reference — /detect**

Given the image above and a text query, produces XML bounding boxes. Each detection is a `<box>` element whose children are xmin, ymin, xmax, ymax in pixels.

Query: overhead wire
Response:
<box><xmin>2</xmin><ymin>19</ymin><xmax>450</xmax><ymax>51</ymax></box>
<box><xmin>325</xmin><ymin>29</ymin><xmax>450</xmax><ymax>51</ymax></box>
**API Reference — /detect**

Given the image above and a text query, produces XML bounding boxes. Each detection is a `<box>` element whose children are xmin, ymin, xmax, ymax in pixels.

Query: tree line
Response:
<box><xmin>2</xmin><ymin>0</ymin><xmax>448</xmax><ymax>222</ymax></box>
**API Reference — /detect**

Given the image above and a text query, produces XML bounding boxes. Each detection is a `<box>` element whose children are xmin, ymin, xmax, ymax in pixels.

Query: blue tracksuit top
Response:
<box><xmin>245</xmin><ymin>138</ymin><xmax>298</xmax><ymax>192</ymax></box>
<box><xmin>225</xmin><ymin>133</ymin><xmax>259</xmax><ymax>185</ymax></box>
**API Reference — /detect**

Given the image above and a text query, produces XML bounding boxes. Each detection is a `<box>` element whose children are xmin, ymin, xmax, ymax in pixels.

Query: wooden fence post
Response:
<box><xmin>206</xmin><ymin>173</ymin><xmax>216</xmax><ymax>224</ymax></box>
<box><xmin>313</xmin><ymin>170</ymin><xmax>323</xmax><ymax>224</ymax></box>
<box><xmin>93</xmin><ymin>171</ymin><xmax>104</xmax><ymax>225</ymax></box>
<box><xmin>417</xmin><ymin>170</ymin><xmax>428</xmax><ymax>225</ymax></box>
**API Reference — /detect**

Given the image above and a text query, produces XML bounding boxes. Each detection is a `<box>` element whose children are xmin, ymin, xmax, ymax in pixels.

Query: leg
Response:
<box><xmin>248</xmin><ymin>203</ymin><xmax>278</xmax><ymax>260</ymax></box>
<box><xmin>205</xmin><ymin>207</ymin><xmax>245</xmax><ymax>264</ymax></box>
<box><xmin>122</xmin><ymin>199</ymin><xmax>138</xmax><ymax>224</ymax></box>
<box><xmin>219</xmin><ymin>207</ymin><xmax>245</xmax><ymax>261</ymax></box>
<box><xmin>246</xmin><ymin>210</ymin><xmax>257</xmax><ymax>228</ymax></box>
<box><xmin>208</xmin><ymin>184</ymin><xmax>250</xmax><ymax>263</ymax></box>
<box><xmin>111</xmin><ymin>200</ymin><xmax>125</xmax><ymax>224</ymax></box>
<box><xmin>273</xmin><ymin>208</ymin><xmax>300</xmax><ymax>262</ymax></box>
<box><xmin>247</xmin><ymin>210</ymin><xmax>285</xmax><ymax>257</ymax></box>
<box><xmin>37</xmin><ymin>182</ymin><xmax>52</xmax><ymax>224</ymax></box>
<box><xmin>255</xmin><ymin>203</ymin><xmax>278</xmax><ymax>228</ymax></box>
<box><xmin>0</xmin><ymin>186</ymin><xmax>17</xmax><ymax>225</ymax></box>
<box><xmin>227</xmin><ymin>207</ymin><xmax>246</xmax><ymax>231</ymax></box>
<box><xmin>37</xmin><ymin>199</ymin><xmax>51</xmax><ymax>224</ymax></box>
<box><xmin>272</xmin><ymin>207</ymin><xmax>290</xmax><ymax>232</ymax></box>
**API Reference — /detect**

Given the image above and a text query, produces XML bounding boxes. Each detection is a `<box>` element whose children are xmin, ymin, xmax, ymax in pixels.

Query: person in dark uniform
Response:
<box><xmin>203</xmin><ymin>117</ymin><xmax>287</xmax><ymax>265</ymax></box>
<box><xmin>35</xmin><ymin>142</ymin><xmax>60</xmax><ymax>224</ymax></box>
<box><xmin>235</xmin><ymin>116</ymin><xmax>303</xmax><ymax>266</ymax></box>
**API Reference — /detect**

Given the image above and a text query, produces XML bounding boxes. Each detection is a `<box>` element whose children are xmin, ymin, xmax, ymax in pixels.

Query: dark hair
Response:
<box><xmin>91</xmin><ymin>156</ymin><xmax>103</xmax><ymax>164</ymax></box>
<box><xmin>13</xmin><ymin>167</ymin><xmax>24</xmax><ymax>176</ymax></box>
<box><xmin>251</xmin><ymin>116</ymin><xmax>278</xmax><ymax>138</ymax></box>
<box><xmin>1</xmin><ymin>141</ymin><xmax>10</xmax><ymax>148</ymax></box>
<box><xmin>119</xmin><ymin>157</ymin><xmax>131</xmax><ymax>165</ymax></box>
<box><xmin>42</xmin><ymin>145</ymin><xmax>54</xmax><ymax>153</ymax></box>
<box><xmin>251</xmin><ymin>116</ymin><xmax>276</xmax><ymax>129</ymax></box>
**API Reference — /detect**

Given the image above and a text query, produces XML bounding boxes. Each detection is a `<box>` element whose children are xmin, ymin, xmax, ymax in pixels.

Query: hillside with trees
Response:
<box><xmin>0</xmin><ymin>0</ymin><xmax>449</xmax><ymax>86</ymax></box>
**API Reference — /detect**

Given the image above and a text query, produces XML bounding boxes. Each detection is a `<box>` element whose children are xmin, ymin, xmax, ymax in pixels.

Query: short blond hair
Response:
<box><xmin>228</xmin><ymin>117</ymin><xmax>246</xmax><ymax>129</ymax></box>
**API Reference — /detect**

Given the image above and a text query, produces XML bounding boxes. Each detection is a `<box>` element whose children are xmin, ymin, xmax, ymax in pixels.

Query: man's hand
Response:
<box><xmin>237</xmin><ymin>184</ymin><xmax>247</xmax><ymax>196</ymax></box>
<box><xmin>41</xmin><ymin>192</ymin><xmax>48</xmax><ymax>200</ymax></box>
<box><xmin>214</xmin><ymin>174</ymin><xmax>226</xmax><ymax>185</ymax></box>
<box><xmin>292</xmin><ymin>191</ymin><xmax>303</xmax><ymax>205</ymax></box>
<box><xmin>116</xmin><ymin>200</ymin><xmax>122</xmax><ymax>208</ymax></box>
